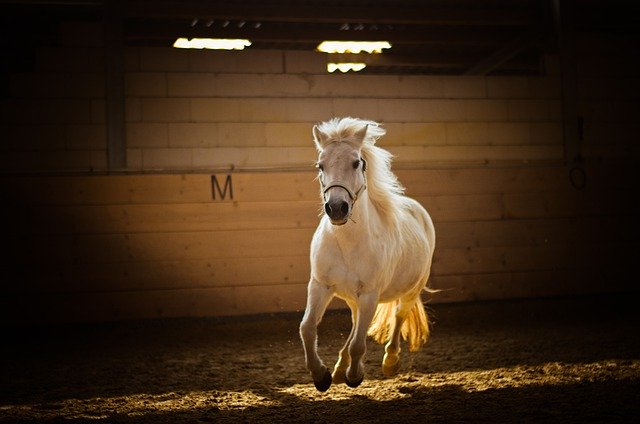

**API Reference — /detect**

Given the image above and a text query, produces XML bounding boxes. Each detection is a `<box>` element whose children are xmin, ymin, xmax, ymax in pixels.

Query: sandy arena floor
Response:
<box><xmin>1</xmin><ymin>294</ymin><xmax>639</xmax><ymax>423</ymax></box>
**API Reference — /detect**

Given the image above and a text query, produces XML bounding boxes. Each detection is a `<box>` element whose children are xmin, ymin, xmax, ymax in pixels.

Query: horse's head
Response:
<box><xmin>313</xmin><ymin>123</ymin><xmax>368</xmax><ymax>225</ymax></box>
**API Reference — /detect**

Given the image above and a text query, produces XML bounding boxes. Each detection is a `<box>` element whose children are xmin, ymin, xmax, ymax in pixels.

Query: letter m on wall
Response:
<box><xmin>211</xmin><ymin>174</ymin><xmax>233</xmax><ymax>200</ymax></box>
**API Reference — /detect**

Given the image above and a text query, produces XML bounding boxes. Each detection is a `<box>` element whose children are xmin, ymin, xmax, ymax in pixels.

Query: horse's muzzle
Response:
<box><xmin>324</xmin><ymin>199</ymin><xmax>350</xmax><ymax>225</ymax></box>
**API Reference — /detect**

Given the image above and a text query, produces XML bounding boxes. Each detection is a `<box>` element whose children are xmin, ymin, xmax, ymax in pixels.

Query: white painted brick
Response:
<box><xmin>65</xmin><ymin>73</ymin><xmax>105</xmax><ymax>98</ymax></box>
<box><xmin>89</xmin><ymin>150</ymin><xmax>108</xmax><ymax>171</ymax></box>
<box><xmin>216</xmin><ymin>74</ymin><xmax>266</xmax><ymax>97</ymax></box>
<box><xmin>59</xmin><ymin>22</ymin><xmax>103</xmax><ymax>47</ymax></box>
<box><xmin>235</xmin><ymin>50</ymin><xmax>284</xmax><ymax>73</ymax></box>
<box><xmin>36</xmin><ymin>47</ymin><xmax>90</xmax><ymax>72</ymax></box>
<box><xmin>66</xmin><ymin>124</ymin><xmax>107</xmax><ymax>149</ymax></box>
<box><xmin>192</xmin><ymin>147</ymin><xmax>315</xmax><ymax>169</ymax></box>
<box><xmin>168</xmin><ymin>123</ymin><xmax>218</xmax><ymax>148</ymax></box>
<box><xmin>141</xmin><ymin>98</ymin><xmax>190</xmax><ymax>122</ymax></box>
<box><xmin>285</xmin><ymin>51</ymin><xmax>326</xmax><ymax>73</ymax></box>
<box><xmin>126</xmin><ymin>73</ymin><xmax>167</xmax><ymax>97</ymax></box>
<box><xmin>487</xmin><ymin>77</ymin><xmax>529</xmax><ymax>98</ymax></box>
<box><xmin>191</xmin><ymin>99</ymin><xmax>241</xmax><ymax>122</ymax></box>
<box><xmin>140</xmin><ymin>47</ymin><xmax>189</xmax><ymax>72</ymax></box>
<box><xmin>528</xmin><ymin>77</ymin><xmax>562</xmax><ymax>99</ymax></box>
<box><xmin>5</xmin><ymin>124</ymin><xmax>66</xmax><ymax>150</ymax></box>
<box><xmin>10</xmin><ymin>73</ymin><xmax>66</xmax><ymax>98</ymax></box>
<box><xmin>422</xmin><ymin>100</ymin><xmax>467</xmax><ymax>122</ymax></box>
<box><xmin>188</xmin><ymin>50</ymin><xmax>238</xmax><ymax>72</ymax></box>
<box><xmin>167</xmin><ymin>73</ymin><xmax>216</xmax><ymax>97</ymax></box>
<box><xmin>8</xmin><ymin>99</ymin><xmax>93</xmax><ymax>124</ymax></box>
<box><xmin>507</xmin><ymin>100</ymin><xmax>551</xmax><ymax>121</ymax></box>
<box><xmin>239</xmin><ymin>99</ymin><xmax>288</xmax><ymax>121</ymax></box>
<box><xmin>441</xmin><ymin>76</ymin><xmax>487</xmax><ymax>98</ymax></box>
<box><xmin>126</xmin><ymin>148</ymin><xmax>142</xmax><ymax>170</ymax></box>
<box><xmin>124</xmin><ymin>47</ymin><xmax>140</xmax><ymax>72</ymax></box>
<box><xmin>397</xmin><ymin>76</ymin><xmax>447</xmax><ymax>98</ymax></box>
<box><xmin>218</xmin><ymin>123</ymin><xmax>266</xmax><ymax>147</ymax></box>
<box><xmin>376</xmin><ymin>99</ymin><xmax>424</xmax><ymax>121</ymax></box>
<box><xmin>126</xmin><ymin>123</ymin><xmax>168</xmax><ymax>148</ymax></box>
<box><xmin>261</xmin><ymin>74</ymin><xmax>312</xmax><ymax>97</ymax></box>
<box><xmin>333</xmin><ymin>98</ymin><xmax>380</xmax><ymax>122</ymax></box>
<box><xmin>488</xmin><ymin>123</ymin><xmax>531</xmax><ymax>145</ymax></box>
<box><xmin>142</xmin><ymin>148</ymin><xmax>193</xmax><ymax>169</ymax></box>
<box><xmin>464</xmin><ymin>99</ymin><xmax>508</xmax><ymax>121</ymax></box>
<box><xmin>125</xmin><ymin>98</ymin><xmax>141</xmax><ymax>122</ymax></box>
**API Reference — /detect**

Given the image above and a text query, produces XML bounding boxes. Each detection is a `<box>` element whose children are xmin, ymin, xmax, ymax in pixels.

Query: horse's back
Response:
<box><xmin>402</xmin><ymin>196</ymin><xmax>435</xmax><ymax>254</ymax></box>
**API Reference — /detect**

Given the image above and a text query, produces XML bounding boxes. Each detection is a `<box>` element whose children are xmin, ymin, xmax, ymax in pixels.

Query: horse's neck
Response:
<box><xmin>333</xmin><ymin>192</ymin><xmax>384</xmax><ymax>240</ymax></box>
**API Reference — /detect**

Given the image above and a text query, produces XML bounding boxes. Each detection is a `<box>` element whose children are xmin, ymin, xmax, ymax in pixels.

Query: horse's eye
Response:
<box><xmin>353</xmin><ymin>160</ymin><xmax>360</xmax><ymax>169</ymax></box>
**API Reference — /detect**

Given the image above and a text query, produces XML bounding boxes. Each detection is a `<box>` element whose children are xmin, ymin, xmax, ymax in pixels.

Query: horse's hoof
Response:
<box><xmin>345</xmin><ymin>374</ymin><xmax>364</xmax><ymax>388</ymax></box>
<box><xmin>382</xmin><ymin>361</ymin><xmax>400</xmax><ymax>377</ymax></box>
<box><xmin>314</xmin><ymin>368</ymin><xmax>332</xmax><ymax>392</ymax></box>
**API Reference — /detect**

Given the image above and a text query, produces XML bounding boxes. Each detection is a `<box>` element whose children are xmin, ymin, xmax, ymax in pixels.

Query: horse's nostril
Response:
<box><xmin>324</xmin><ymin>202</ymin><xmax>332</xmax><ymax>215</ymax></box>
<box><xmin>340</xmin><ymin>201</ymin><xmax>349</xmax><ymax>216</ymax></box>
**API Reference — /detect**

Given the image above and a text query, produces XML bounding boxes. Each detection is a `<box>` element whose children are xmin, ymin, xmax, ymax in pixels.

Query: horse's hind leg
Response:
<box><xmin>332</xmin><ymin>299</ymin><xmax>357</xmax><ymax>384</ymax></box>
<box><xmin>300</xmin><ymin>278</ymin><xmax>334</xmax><ymax>392</ymax></box>
<box><xmin>382</xmin><ymin>298</ymin><xmax>415</xmax><ymax>376</ymax></box>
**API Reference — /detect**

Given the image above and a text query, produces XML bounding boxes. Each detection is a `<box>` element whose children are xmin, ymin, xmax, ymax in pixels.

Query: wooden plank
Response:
<box><xmin>22</xmin><ymin>256</ymin><xmax>310</xmax><ymax>293</ymax></box>
<box><xmin>398</xmin><ymin>166</ymin><xmax>571</xmax><ymax>196</ymax></box>
<box><xmin>435</xmin><ymin>216</ymin><xmax>626</xmax><ymax>249</ymax></box>
<box><xmin>9</xmin><ymin>228</ymin><xmax>315</xmax><ymax>265</ymax></box>
<box><xmin>25</xmin><ymin>193</ymin><xmax>515</xmax><ymax>236</ymax></box>
<box><xmin>3</xmin><ymin>165</ymin><xmax>624</xmax><ymax>207</ymax></box>
<box><xmin>27</xmin><ymin>201</ymin><xmax>321</xmax><ymax>234</ymax></box>
<box><xmin>428</xmin><ymin>268</ymin><xmax>630</xmax><ymax>303</ymax></box>
<box><xmin>415</xmin><ymin>194</ymin><xmax>504</xmax><ymax>223</ymax></box>
<box><xmin>432</xmin><ymin>242</ymin><xmax>629</xmax><ymax>276</ymax></box>
<box><xmin>504</xmin><ymin>189</ymin><xmax>625</xmax><ymax>219</ymax></box>
<box><xmin>1</xmin><ymin>283</ymin><xmax>311</xmax><ymax>324</ymax></box>
<box><xmin>4</xmin><ymin>265</ymin><xmax>633</xmax><ymax>324</ymax></box>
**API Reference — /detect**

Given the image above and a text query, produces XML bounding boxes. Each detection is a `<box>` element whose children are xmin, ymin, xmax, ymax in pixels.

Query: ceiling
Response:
<box><xmin>0</xmin><ymin>0</ymin><xmax>637</xmax><ymax>76</ymax></box>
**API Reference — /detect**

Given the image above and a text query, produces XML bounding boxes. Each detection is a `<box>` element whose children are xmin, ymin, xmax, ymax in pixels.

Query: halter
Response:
<box><xmin>320</xmin><ymin>158</ymin><xmax>367</xmax><ymax>203</ymax></box>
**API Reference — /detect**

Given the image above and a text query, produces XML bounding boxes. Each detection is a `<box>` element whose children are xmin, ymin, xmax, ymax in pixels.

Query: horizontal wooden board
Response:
<box><xmin>20</xmin><ymin>256</ymin><xmax>311</xmax><ymax>293</ymax></box>
<box><xmin>2</xmin><ymin>165</ymin><xmax>627</xmax><ymax>207</ymax></box>
<box><xmin>6</xmin><ymin>228</ymin><xmax>315</xmax><ymax>265</ymax></box>
<box><xmin>19</xmin><ymin>193</ymin><xmax>526</xmax><ymax>236</ymax></box>
<box><xmin>432</xmin><ymin>242</ymin><xmax>631</xmax><ymax>276</ymax></box>
<box><xmin>3</xmin><ymin>266</ymin><xmax>632</xmax><ymax>324</ymax></box>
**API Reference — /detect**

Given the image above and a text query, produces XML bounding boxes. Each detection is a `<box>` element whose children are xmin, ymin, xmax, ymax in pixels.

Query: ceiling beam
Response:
<box><xmin>124</xmin><ymin>1</ymin><xmax>536</xmax><ymax>26</ymax></box>
<box><xmin>126</xmin><ymin>21</ymin><xmax>517</xmax><ymax>46</ymax></box>
<box><xmin>464</xmin><ymin>28</ymin><xmax>544</xmax><ymax>75</ymax></box>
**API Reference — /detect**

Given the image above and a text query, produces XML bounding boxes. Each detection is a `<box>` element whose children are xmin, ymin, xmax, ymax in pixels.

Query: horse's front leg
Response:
<box><xmin>345</xmin><ymin>291</ymin><xmax>378</xmax><ymax>388</ymax></box>
<box><xmin>332</xmin><ymin>299</ymin><xmax>357</xmax><ymax>384</ymax></box>
<box><xmin>299</xmin><ymin>278</ymin><xmax>334</xmax><ymax>392</ymax></box>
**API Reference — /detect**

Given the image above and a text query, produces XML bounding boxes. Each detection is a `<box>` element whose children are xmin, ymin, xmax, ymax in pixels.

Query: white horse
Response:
<box><xmin>299</xmin><ymin>117</ymin><xmax>436</xmax><ymax>391</ymax></box>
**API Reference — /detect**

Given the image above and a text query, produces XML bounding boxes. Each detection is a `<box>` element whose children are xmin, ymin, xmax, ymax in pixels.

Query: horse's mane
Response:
<box><xmin>315</xmin><ymin>117</ymin><xmax>406</xmax><ymax>219</ymax></box>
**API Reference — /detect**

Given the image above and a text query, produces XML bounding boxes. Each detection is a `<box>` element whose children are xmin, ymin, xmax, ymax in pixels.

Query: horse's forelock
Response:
<box><xmin>315</xmin><ymin>117</ymin><xmax>385</xmax><ymax>149</ymax></box>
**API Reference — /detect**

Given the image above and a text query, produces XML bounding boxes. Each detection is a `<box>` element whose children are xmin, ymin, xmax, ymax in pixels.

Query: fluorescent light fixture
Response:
<box><xmin>327</xmin><ymin>63</ymin><xmax>367</xmax><ymax>73</ymax></box>
<box><xmin>317</xmin><ymin>41</ymin><xmax>391</xmax><ymax>54</ymax></box>
<box><xmin>173</xmin><ymin>38</ymin><xmax>251</xmax><ymax>50</ymax></box>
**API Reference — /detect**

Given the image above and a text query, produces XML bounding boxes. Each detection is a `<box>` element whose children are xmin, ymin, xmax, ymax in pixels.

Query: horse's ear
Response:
<box><xmin>313</xmin><ymin>125</ymin><xmax>327</xmax><ymax>149</ymax></box>
<box><xmin>353</xmin><ymin>124</ymin><xmax>368</xmax><ymax>146</ymax></box>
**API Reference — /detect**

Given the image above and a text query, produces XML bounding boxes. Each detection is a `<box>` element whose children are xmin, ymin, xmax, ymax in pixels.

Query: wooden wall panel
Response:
<box><xmin>0</xmin><ymin>164</ymin><xmax>633</xmax><ymax>324</ymax></box>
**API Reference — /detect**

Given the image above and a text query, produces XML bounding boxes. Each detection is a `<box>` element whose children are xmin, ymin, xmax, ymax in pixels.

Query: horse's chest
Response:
<box><xmin>311</xmin><ymin>232</ymin><xmax>386</xmax><ymax>294</ymax></box>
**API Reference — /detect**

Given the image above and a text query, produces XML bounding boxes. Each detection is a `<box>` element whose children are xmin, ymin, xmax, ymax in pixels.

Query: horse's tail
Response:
<box><xmin>367</xmin><ymin>298</ymin><xmax>430</xmax><ymax>352</ymax></box>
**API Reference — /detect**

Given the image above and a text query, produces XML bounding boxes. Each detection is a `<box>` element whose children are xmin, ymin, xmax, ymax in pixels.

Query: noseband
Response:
<box><xmin>320</xmin><ymin>159</ymin><xmax>367</xmax><ymax>203</ymax></box>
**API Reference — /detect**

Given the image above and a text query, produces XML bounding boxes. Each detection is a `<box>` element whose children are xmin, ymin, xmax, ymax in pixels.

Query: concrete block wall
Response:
<box><xmin>1</xmin><ymin>44</ymin><xmax>565</xmax><ymax>173</ymax></box>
